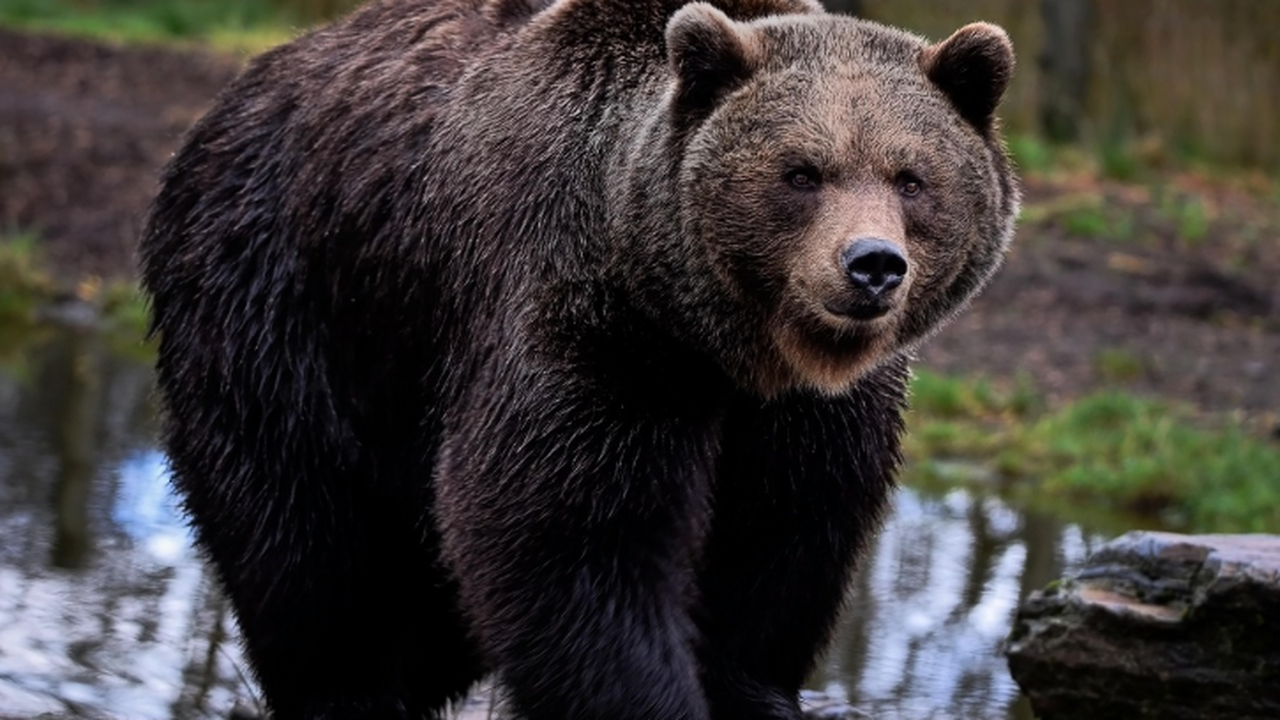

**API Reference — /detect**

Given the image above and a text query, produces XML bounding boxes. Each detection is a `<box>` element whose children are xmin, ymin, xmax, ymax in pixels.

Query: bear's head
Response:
<box><xmin>661</xmin><ymin>4</ymin><xmax>1018</xmax><ymax>395</ymax></box>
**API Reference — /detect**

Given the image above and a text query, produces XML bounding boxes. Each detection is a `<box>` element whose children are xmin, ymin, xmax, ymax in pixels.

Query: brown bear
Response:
<box><xmin>139</xmin><ymin>1</ymin><xmax>1018</xmax><ymax>718</ymax></box>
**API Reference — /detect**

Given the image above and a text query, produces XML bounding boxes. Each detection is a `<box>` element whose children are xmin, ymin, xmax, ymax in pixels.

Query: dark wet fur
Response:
<box><xmin>139</xmin><ymin>1</ymin><xmax>1016</xmax><ymax>718</ymax></box>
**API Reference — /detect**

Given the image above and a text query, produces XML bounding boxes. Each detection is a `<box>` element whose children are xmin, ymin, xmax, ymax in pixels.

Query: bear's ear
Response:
<box><xmin>667</xmin><ymin>3</ymin><xmax>759</xmax><ymax>118</ymax></box>
<box><xmin>920</xmin><ymin>22</ymin><xmax>1015</xmax><ymax>134</ymax></box>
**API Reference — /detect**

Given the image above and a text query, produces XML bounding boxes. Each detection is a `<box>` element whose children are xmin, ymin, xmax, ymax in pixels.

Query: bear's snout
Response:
<box><xmin>839</xmin><ymin>237</ymin><xmax>908</xmax><ymax>318</ymax></box>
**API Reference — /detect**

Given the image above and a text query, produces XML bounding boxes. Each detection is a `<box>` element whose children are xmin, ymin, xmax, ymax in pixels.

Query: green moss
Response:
<box><xmin>904</xmin><ymin>371</ymin><xmax>1280</xmax><ymax>533</ymax></box>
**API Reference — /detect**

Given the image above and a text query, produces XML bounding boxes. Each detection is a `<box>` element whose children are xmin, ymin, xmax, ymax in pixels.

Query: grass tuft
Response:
<box><xmin>905</xmin><ymin>371</ymin><xmax>1280</xmax><ymax>533</ymax></box>
<box><xmin>1007</xmin><ymin>134</ymin><xmax>1056</xmax><ymax>175</ymax></box>
<box><xmin>1093</xmin><ymin>348</ymin><xmax>1147</xmax><ymax>382</ymax></box>
<box><xmin>0</xmin><ymin>0</ymin><xmax>326</xmax><ymax>53</ymax></box>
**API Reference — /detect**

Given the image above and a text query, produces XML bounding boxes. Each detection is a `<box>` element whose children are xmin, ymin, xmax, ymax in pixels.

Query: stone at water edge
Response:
<box><xmin>1006</xmin><ymin>531</ymin><xmax>1280</xmax><ymax>720</ymax></box>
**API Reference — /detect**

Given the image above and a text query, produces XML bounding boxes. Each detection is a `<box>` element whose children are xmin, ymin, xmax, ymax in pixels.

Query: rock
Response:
<box><xmin>1007</xmin><ymin>531</ymin><xmax>1280</xmax><ymax>720</ymax></box>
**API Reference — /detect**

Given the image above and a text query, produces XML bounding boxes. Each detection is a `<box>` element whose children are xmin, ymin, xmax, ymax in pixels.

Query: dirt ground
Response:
<box><xmin>2</xmin><ymin>28</ymin><xmax>1278</xmax><ymax>420</ymax></box>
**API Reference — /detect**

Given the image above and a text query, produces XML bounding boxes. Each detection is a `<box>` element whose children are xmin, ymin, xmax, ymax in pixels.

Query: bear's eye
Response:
<box><xmin>785</xmin><ymin>168</ymin><xmax>822</xmax><ymax>191</ymax></box>
<box><xmin>896</xmin><ymin>172</ymin><xmax>924</xmax><ymax>198</ymax></box>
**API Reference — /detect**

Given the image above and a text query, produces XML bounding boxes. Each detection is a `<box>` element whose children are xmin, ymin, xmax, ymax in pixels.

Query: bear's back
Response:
<box><xmin>139</xmin><ymin>1</ymin><xmax>555</xmax><ymax>483</ymax></box>
<box><xmin>148</xmin><ymin>0</ymin><xmax>545</xmax><ymax>249</ymax></box>
<box><xmin>141</xmin><ymin>0</ymin><xmax>547</xmax><ymax>322</ymax></box>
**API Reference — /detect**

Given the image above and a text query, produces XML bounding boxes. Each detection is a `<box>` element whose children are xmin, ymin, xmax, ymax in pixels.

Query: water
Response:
<box><xmin>0</xmin><ymin>326</ymin><xmax>1108</xmax><ymax>719</ymax></box>
<box><xmin>820</xmin><ymin>489</ymin><xmax>1101</xmax><ymax>719</ymax></box>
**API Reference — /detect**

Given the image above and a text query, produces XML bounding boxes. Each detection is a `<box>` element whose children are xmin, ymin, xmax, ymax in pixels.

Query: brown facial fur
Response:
<box><xmin>773</xmin><ymin>185</ymin><xmax>910</xmax><ymax>393</ymax></box>
<box><xmin>665</xmin><ymin>12</ymin><xmax>1019</xmax><ymax>395</ymax></box>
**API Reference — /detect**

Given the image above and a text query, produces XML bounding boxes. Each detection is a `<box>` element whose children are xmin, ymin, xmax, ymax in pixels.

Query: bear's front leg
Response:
<box><xmin>435</xmin><ymin>360</ymin><xmax>722</xmax><ymax>720</ymax></box>
<box><xmin>694</xmin><ymin>357</ymin><xmax>910</xmax><ymax>720</ymax></box>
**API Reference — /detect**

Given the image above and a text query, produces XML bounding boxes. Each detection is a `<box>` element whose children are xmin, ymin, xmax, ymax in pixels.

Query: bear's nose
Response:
<box><xmin>841</xmin><ymin>238</ymin><xmax>907</xmax><ymax>298</ymax></box>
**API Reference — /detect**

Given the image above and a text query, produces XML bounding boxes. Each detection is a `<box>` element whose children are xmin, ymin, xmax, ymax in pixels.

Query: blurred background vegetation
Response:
<box><xmin>4</xmin><ymin>0</ymin><xmax>1278</xmax><ymax>171</ymax></box>
<box><xmin>833</xmin><ymin>0</ymin><xmax>1280</xmax><ymax>172</ymax></box>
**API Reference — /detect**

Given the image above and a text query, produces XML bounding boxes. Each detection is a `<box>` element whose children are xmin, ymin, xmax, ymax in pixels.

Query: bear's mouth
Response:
<box><xmin>822</xmin><ymin>299</ymin><xmax>894</xmax><ymax>322</ymax></box>
<box><xmin>768</xmin><ymin>303</ymin><xmax>898</xmax><ymax>394</ymax></box>
<box><xmin>783</xmin><ymin>294</ymin><xmax>899</xmax><ymax>347</ymax></box>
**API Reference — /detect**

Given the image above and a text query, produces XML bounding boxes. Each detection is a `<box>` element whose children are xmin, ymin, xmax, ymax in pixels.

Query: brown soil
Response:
<box><xmin>0</xmin><ymin>29</ymin><xmax>238</xmax><ymax>278</ymax></box>
<box><xmin>926</xmin><ymin>177</ymin><xmax>1280</xmax><ymax>418</ymax></box>
<box><xmin>2</xmin><ymin>29</ymin><xmax>1278</xmax><ymax>420</ymax></box>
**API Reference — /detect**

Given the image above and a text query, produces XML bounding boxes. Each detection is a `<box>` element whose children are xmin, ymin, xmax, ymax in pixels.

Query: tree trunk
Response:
<box><xmin>1039</xmin><ymin>0</ymin><xmax>1092</xmax><ymax>142</ymax></box>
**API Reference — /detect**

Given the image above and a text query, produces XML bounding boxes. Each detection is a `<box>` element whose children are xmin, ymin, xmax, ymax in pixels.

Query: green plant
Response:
<box><xmin>1057</xmin><ymin>199</ymin><xmax>1134</xmax><ymax>241</ymax></box>
<box><xmin>908</xmin><ymin>369</ymin><xmax>1007</xmax><ymax>420</ymax></box>
<box><xmin>1061</xmin><ymin>203</ymin><xmax>1109</xmax><ymax>237</ymax></box>
<box><xmin>97</xmin><ymin>281</ymin><xmax>155</xmax><ymax>362</ymax></box>
<box><xmin>0</xmin><ymin>231</ymin><xmax>152</xmax><ymax>353</ymax></box>
<box><xmin>1174</xmin><ymin>195</ymin><xmax>1211</xmax><ymax>245</ymax></box>
<box><xmin>0</xmin><ymin>232</ymin><xmax>54</xmax><ymax>322</ymax></box>
<box><xmin>1005</xmin><ymin>373</ymin><xmax>1043</xmax><ymax>418</ymax></box>
<box><xmin>903</xmin><ymin>373</ymin><xmax>1280</xmax><ymax>533</ymax></box>
<box><xmin>1007</xmin><ymin>134</ymin><xmax>1055</xmax><ymax>175</ymax></box>
<box><xmin>1153</xmin><ymin>185</ymin><xmax>1215</xmax><ymax>247</ymax></box>
<box><xmin>0</xmin><ymin>0</ymin><xmax>320</xmax><ymax>52</ymax></box>
<box><xmin>1094</xmin><ymin>347</ymin><xmax>1146</xmax><ymax>382</ymax></box>
<box><xmin>1098</xmin><ymin>138</ymin><xmax>1142</xmax><ymax>182</ymax></box>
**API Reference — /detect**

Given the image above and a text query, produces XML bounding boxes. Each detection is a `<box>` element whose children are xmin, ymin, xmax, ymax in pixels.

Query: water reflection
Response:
<box><xmin>0</xmin><ymin>330</ymin><xmax>253</xmax><ymax>719</ymax></box>
<box><xmin>814</xmin><ymin>491</ymin><xmax>1102</xmax><ymax>719</ymax></box>
<box><xmin>0</xmin><ymin>328</ymin><xmax>1108</xmax><ymax>719</ymax></box>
